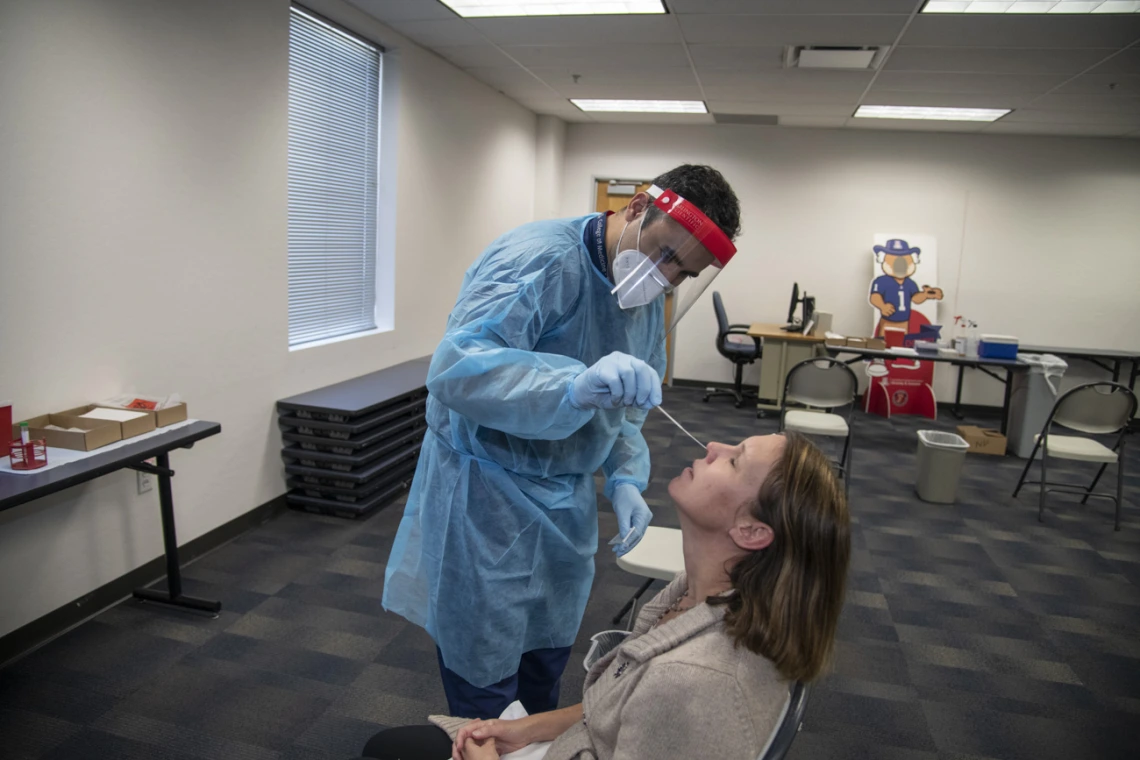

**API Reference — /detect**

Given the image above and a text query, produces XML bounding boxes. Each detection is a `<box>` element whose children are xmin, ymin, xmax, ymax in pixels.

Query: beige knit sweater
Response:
<box><xmin>431</xmin><ymin>574</ymin><xmax>790</xmax><ymax>760</ymax></box>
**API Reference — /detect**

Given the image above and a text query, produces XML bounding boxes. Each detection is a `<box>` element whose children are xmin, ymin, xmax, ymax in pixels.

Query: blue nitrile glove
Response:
<box><xmin>569</xmin><ymin>352</ymin><xmax>663</xmax><ymax>411</ymax></box>
<box><xmin>609</xmin><ymin>483</ymin><xmax>652</xmax><ymax>557</ymax></box>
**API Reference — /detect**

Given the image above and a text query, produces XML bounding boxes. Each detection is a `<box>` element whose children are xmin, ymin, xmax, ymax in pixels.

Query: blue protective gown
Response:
<box><xmin>382</xmin><ymin>214</ymin><xmax>667</xmax><ymax>688</ymax></box>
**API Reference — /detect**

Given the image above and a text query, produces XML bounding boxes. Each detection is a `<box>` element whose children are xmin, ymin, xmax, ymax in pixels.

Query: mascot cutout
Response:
<box><xmin>865</xmin><ymin>237</ymin><xmax>943</xmax><ymax>419</ymax></box>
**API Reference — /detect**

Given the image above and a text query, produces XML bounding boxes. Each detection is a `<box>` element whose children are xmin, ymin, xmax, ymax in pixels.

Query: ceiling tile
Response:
<box><xmin>668</xmin><ymin>0</ymin><xmax>920</xmax><ymax>12</ymax></box>
<box><xmin>697</xmin><ymin>69</ymin><xmax>874</xmax><ymax>93</ymax></box>
<box><xmin>347</xmin><ymin>0</ymin><xmax>459</xmax><ymax>22</ymax></box>
<box><xmin>677</xmin><ymin>14</ymin><xmax>906</xmax><ymax>46</ymax></box>
<box><xmin>433</xmin><ymin>45</ymin><xmax>519</xmax><ymax>68</ymax></box>
<box><xmin>498</xmin><ymin>43</ymin><xmax>688</xmax><ymax>67</ymax></box>
<box><xmin>512</xmin><ymin>97</ymin><xmax>594</xmax><ymax>120</ymax></box>
<box><xmin>1029</xmin><ymin>93</ymin><xmax>1140</xmax><ymax>113</ymax></box>
<box><xmin>706</xmin><ymin>101</ymin><xmax>856</xmax><ymax>116</ymax></box>
<box><xmin>1053</xmin><ymin>73</ymin><xmax>1140</xmax><ymax>96</ymax></box>
<box><xmin>466</xmin><ymin>16</ymin><xmax>680</xmax><ymax>45</ymax></box>
<box><xmin>871</xmin><ymin>71</ymin><xmax>1067</xmax><ymax>95</ymax></box>
<box><xmin>543</xmin><ymin>82</ymin><xmax>706</xmax><ymax>99</ymax></box>
<box><xmin>1000</xmin><ymin>109</ymin><xmax>1140</xmax><ymax>126</ymax></box>
<box><xmin>687</xmin><ymin>45</ymin><xmax>786</xmax><ymax>69</ymax></box>
<box><xmin>900</xmin><ymin>16</ymin><xmax>1140</xmax><ymax>49</ymax></box>
<box><xmin>463</xmin><ymin>66</ymin><xmax>559</xmax><ymax>97</ymax></box>
<box><xmin>1086</xmin><ymin>48</ymin><xmax>1140</xmax><ymax>77</ymax></box>
<box><xmin>983</xmin><ymin>121</ymin><xmax>1136</xmax><ymax>137</ymax></box>
<box><xmin>381</xmin><ymin>19</ymin><xmax>488</xmax><ymax>47</ymax></box>
<box><xmin>885</xmin><ymin>47</ymin><xmax>1113</xmax><ymax>75</ymax></box>
<box><xmin>777</xmin><ymin>116</ymin><xmax>852</xmax><ymax>128</ymax></box>
<box><xmin>848</xmin><ymin>118</ymin><xmax>989</xmax><ymax>132</ymax></box>
<box><xmin>703</xmin><ymin>86</ymin><xmax>863</xmax><ymax>105</ymax></box>
<box><xmin>526</xmin><ymin>67</ymin><xmax>697</xmax><ymax>89</ymax></box>
<box><xmin>861</xmin><ymin>91</ymin><xmax>1037</xmax><ymax>108</ymax></box>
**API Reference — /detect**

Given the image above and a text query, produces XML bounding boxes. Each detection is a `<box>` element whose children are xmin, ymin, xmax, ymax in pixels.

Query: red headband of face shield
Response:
<box><xmin>648</xmin><ymin>185</ymin><xmax>737</xmax><ymax>266</ymax></box>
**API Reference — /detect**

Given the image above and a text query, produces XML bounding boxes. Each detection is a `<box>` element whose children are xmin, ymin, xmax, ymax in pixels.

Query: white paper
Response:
<box><xmin>498</xmin><ymin>702</ymin><xmax>552</xmax><ymax>760</ymax></box>
<box><xmin>80</xmin><ymin>408</ymin><xmax>149</xmax><ymax>422</ymax></box>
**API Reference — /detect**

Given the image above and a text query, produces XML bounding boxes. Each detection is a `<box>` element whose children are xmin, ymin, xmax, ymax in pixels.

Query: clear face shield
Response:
<box><xmin>610</xmin><ymin>185</ymin><xmax>737</xmax><ymax>335</ymax></box>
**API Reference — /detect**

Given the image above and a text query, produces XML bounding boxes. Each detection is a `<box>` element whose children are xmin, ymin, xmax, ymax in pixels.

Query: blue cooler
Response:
<box><xmin>979</xmin><ymin>334</ymin><xmax>1019</xmax><ymax>360</ymax></box>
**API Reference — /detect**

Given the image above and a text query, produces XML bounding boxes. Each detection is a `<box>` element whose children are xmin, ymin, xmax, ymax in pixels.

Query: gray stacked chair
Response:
<box><xmin>1012</xmin><ymin>381</ymin><xmax>1136</xmax><ymax>530</ymax></box>
<box><xmin>779</xmin><ymin>357</ymin><xmax>859</xmax><ymax>497</ymax></box>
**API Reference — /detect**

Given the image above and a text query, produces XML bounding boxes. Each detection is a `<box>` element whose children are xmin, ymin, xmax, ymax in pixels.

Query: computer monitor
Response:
<box><xmin>782</xmin><ymin>283</ymin><xmax>814</xmax><ymax>333</ymax></box>
<box><xmin>786</xmin><ymin>282</ymin><xmax>800</xmax><ymax>326</ymax></box>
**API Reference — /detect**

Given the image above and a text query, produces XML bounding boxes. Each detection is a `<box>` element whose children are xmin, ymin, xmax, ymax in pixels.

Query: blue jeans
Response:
<box><xmin>436</xmin><ymin>646</ymin><xmax>573</xmax><ymax>720</ymax></box>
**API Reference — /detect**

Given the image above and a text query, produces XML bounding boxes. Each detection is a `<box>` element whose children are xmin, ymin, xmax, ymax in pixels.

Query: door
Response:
<box><xmin>594</xmin><ymin>180</ymin><xmax>676</xmax><ymax>384</ymax></box>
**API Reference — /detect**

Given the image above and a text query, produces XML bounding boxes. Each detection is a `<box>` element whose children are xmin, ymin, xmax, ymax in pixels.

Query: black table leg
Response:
<box><xmin>612</xmin><ymin>578</ymin><xmax>654</xmax><ymax>627</ymax></box>
<box><xmin>1000</xmin><ymin>370</ymin><xmax>1015</xmax><ymax>437</ymax></box>
<box><xmin>1112</xmin><ymin>358</ymin><xmax>1122</xmax><ymax>383</ymax></box>
<box><xmin>132</xmin><ymin>452</ymin><xmax>221</xmax><ymax>615</ymax></box>
<box><xmin>951</xmin><ymin>365</ymin><xmax>966</xmax><ymax>419</ymax></box>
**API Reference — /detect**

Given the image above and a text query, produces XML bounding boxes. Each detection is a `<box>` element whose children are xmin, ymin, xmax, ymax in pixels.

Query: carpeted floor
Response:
<box><xmin>2</xmin><ymin>385</ymin><xmax>1139</xmax><ymax>760</ymax></box>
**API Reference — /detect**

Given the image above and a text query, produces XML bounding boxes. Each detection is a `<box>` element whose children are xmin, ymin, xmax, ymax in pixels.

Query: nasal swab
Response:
<box><xmin>655</xmin><ymin>406</ymin><xmax>706</xmax><ymax>450</ymax></box>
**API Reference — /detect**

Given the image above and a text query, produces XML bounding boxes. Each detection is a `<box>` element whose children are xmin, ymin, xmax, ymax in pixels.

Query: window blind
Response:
<box><xmin>288</xmin><ymin>6</ymin><xmax>381</xmax><ymax>347</ymax></box>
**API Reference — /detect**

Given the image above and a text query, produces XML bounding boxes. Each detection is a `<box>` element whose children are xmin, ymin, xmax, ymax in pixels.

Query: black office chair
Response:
<box><xmin>704</xmin><ymin>291</ymin><xmax>761</xmax><ymax>408</ymax></box>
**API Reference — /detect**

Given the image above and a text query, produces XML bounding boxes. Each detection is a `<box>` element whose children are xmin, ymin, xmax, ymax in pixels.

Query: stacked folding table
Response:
<box><xmin>277</xmin><ymin>356</ymin><xmax>430</xmax><ymax>518</ymax></box>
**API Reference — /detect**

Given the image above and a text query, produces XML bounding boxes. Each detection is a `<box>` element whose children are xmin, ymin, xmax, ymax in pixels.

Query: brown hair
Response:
<box><xmin>709</xmin><ymin>432</ymin><xmax>851</xmax><ymax>682</ymax></box>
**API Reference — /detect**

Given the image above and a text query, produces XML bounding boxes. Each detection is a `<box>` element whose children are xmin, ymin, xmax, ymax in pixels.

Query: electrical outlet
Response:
<box><xmin>137</xmin><ymin>458</ymin><xmax>156</xmax><ymax>495</ymax></box>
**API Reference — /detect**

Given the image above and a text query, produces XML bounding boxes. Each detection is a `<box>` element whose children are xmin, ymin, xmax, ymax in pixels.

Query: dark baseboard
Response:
<box><xmin>0</xmin><ymin>495</ymin><xmax>288</xmax><ymax>669</ymax></box>
<box><xmin>670</xmin><ymin>378</ymin><xmax>760</xmax><ymax>393</ymax></box>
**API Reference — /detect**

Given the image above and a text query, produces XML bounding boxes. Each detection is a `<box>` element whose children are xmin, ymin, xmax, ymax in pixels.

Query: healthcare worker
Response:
<box><xmin>383</xmin><ymin>164</ymin><xmax>742</xmax><ymax>720</ymax></box>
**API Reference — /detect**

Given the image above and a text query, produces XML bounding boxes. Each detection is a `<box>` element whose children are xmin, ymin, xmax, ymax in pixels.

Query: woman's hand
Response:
<box><xmin>460</xmin><ymin>736</ymin><xmax>499</xmax><ymax>760</ymax></box>
<box><xmin>452</xmin><ymin>717</ymin><xmax>534</xmax><ymax>760</ymax></box>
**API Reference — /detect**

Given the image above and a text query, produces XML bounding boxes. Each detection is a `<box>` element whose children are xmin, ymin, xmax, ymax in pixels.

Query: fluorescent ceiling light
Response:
<box><xmin>923</xmin><ymin>1</ymin><xmax>1140</xmax><ymax>13</ymax></box>
<box><xmin>438</xmin><ymin>1</ymin><xmax>666</xmax><ymax>17</ymax></box>
<box><xmin>855</xmin><ymin>105</ymin><xmax>1011</xmax><ymax>121</ymax></box>
<box><xmin>572</xmin><ymin>99</ymin><xmax>708</xmax><ymax>113</ymax></box>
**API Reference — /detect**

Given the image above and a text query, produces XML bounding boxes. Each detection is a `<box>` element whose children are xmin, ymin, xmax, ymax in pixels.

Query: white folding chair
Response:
<box><xmin>1012</xmin><ymin>381</ymin><xmax>1136</xmax><ymax>531</ymax></box>
<box><xmin>610</xmin><ymin>526</ymin><xmax>684</xmax><ymax>630</ymax></box>
<box><xmin>779</xmin><ymin>357</ymin><xmax>859</xmax><ymax>498</ymax></box>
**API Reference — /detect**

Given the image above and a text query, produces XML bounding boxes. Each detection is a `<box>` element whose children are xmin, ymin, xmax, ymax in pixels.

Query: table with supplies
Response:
<box><xmin>0</xmin><ymin>420</ymin><xmax>223</xmax><ymax>615</ymax></box>
<box><xmin>824</xmin><ymin>345</ymin><xmax>1030</xmax><ymax>436</ymax></box>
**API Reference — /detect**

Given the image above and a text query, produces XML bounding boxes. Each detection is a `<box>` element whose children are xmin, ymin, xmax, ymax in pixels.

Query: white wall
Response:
<box><xmin>559</xmin><ymin>124</ymin><xmax>1140</xmax><ymax>405</ymax></box>
<box><xmin>535</xmin><ymin>115</ymin><xmax>567</xmax><ymax>221</ymax></box>
<box><xmin>0</xmin><ymin>0</ymin><xmax>536</xmax><ymax>638</ymax></box>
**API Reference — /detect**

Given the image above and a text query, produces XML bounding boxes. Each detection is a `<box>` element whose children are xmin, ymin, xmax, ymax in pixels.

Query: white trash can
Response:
<box><xmin>915</xmin><ymin>430</ymin><xmax>970</xmax><ymax>504</ymax></box>
<box><xmin>1007</xmin><ymin>354</ymin><xmax>1067</xmax><ymax>458</ymax></box>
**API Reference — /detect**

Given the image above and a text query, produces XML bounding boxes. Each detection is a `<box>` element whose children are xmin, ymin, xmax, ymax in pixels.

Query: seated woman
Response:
<box><xmin>357</xmin><ymin>432</ymin><xmax>850</xmax><ymax>760</ymax></box>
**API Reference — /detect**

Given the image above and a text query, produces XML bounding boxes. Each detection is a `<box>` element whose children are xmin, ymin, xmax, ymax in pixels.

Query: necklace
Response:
<box><xmin>655</xmin><ymin>590</ymin><xmax>695</xmax><ymax>626</ymax></box>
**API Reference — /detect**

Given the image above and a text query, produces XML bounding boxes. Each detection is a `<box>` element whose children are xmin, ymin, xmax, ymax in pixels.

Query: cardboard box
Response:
<box><xmin>99</xmin><ymin>400</ymin><xmax>189</xmax><ymax>428</ymax></box>
<box><xmin>866</xmin><ymin>338</ymin><xmax>887</xmax><ymax>350</ymax></box>
<box><xmin>847</xmin><ymin>338</ymin><xmax>868</xmax><ymax>349</ymax></box>
<box><xmin>14</xmin><ymin>414</ymin><xmax>122</xmax><ymax>451</ymax></box>
<box><xmin>56</xmin><ymin>404</ymin><xmax>157</xmax><ymax>440</ymax></box>
<box><xmin>825</xmin><ymin>338</ymin><xmax>848</xmax><ymax>348</ymax></box>
<box><xmin>957</xmin><ymin>425</ymin><xmax>1007</xmax><ymax>456</ymax></box>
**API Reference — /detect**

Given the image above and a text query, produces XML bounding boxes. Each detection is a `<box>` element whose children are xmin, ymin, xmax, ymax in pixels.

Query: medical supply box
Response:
<box><xmin>978</xmin><ymin>334</ymin><xmax>1019</xmax><ymax>360</ymax></box>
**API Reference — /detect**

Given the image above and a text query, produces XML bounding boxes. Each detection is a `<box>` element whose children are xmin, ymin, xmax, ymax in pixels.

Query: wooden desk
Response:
<box><xmin>747</xmin><ymin>323</ymin><xmax>826</xmax><ymax>413</ymax></box>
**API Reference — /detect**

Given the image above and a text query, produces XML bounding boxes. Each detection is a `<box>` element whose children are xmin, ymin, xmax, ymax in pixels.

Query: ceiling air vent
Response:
<box><xmin>784</xmin><ymin>45</ymin><xmax>889</xmax><ymax>70</ymax></box>
<box><xmin>712</xmin><ymin>113</ymin><xmax>779</xmax><ymax>126</ymax></box>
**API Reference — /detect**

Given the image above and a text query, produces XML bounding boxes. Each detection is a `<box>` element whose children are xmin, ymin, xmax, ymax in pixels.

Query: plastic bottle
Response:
<box><xmin>966</xmin><ymin>321</ymin><xmax>979</xmax><ymax>359</ymax></box>
<box><xmin>952</xmin><ymin>316</ymin><xmax>967</xmax><ymax>356</ymax></box>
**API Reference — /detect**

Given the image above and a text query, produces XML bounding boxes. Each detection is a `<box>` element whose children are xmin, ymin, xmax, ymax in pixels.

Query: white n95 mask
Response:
<box><xmin>611</xmin><ymin>216</ymin><xmax>670</xmax><ymax>310</ymax></box>
<box><xmin>613</xmin><ymin>249</ymin><xmax>671</xmax><ymax>309</ymax></box>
